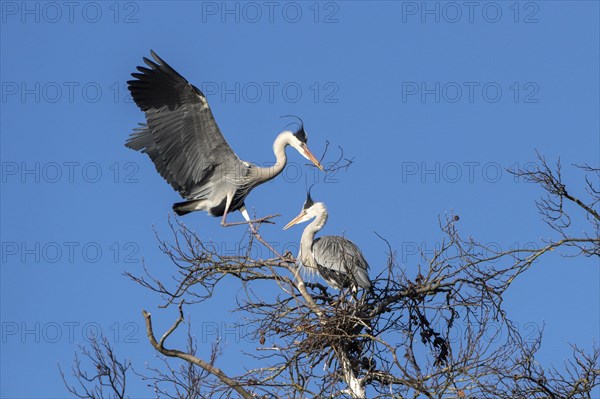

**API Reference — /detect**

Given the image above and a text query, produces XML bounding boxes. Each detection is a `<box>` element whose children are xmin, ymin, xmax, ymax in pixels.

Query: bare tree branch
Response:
<box><xmin>141</xmin><ymin>303</ymin><xmax>255</xmax><ymax>399</ymax></box>
<box><xmin>68</xmin><ymin>154</ymin><xmax>599</xmax><ymax>398</ymax></box>
<box><xmin>60</xmin><ymin>335</ymin><xmax>130</xmax><ymax>399</ymax></box>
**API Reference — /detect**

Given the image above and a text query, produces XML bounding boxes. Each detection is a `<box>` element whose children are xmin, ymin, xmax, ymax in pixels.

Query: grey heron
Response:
<box><xmin>125</xmin><ymin>51</ymin><xmax>324</xmax><ymax>227</ymax></box>
<box><xmin>284</xmin><ymin>189</ymin><xmax>371</xmax><ymax>291</ymax></box>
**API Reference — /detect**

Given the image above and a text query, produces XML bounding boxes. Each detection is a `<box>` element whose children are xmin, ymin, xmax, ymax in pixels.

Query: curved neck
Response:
<box><xmin>301</xmin><ymin>210</ymin><xmax>327</xmax><ymax>242</ymax></box>
<box><xmin>300</xmin><ymin>204</ymin><xmax>328</xmax><ymax>266</ymax></box>
<box><xmin>253</xmin><ymin>132</ymin><xmax>293</xmax><ymax>184</ymax></box>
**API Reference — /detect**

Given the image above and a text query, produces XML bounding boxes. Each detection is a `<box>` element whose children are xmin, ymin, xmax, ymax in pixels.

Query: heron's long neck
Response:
<box><xmin>300</xmin><ymin>207</ymin><xmax>328</xmax><ymax>267</ymax></box>
<box><xmin>253</xmin><ymin>133</ymin><xmax>290</xmax><ymax>184</ymax></box>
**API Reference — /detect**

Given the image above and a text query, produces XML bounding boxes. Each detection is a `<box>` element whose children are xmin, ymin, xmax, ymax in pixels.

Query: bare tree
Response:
<box><xmin>59</xmin><ymin>335</ymin><xmax>130</xmax><ymax>399</ymax></box>
<box><xmin>509</xmin><ymin>152</ymin><xmax>599</xmax><ymax>258</ymax></box>
<box><xmin>136</xmin><ymin>319</ymin><xmax>224</xmax><ymax>399</ymax></box>
<box><xmin>63</xmin><ymin>155</ymin><xmax>599</xmax><ymax>398</ymax></box>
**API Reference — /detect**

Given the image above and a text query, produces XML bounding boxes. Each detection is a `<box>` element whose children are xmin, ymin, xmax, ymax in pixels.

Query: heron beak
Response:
<box><xmin>304</xmin><ymin>147</ymin><xmax>324</xmax><ymax>171</ymax></box>
<box><xmin>283</xmin><ymin>212</ymin><xmax>306</xmax><ymax>230</ymax></box>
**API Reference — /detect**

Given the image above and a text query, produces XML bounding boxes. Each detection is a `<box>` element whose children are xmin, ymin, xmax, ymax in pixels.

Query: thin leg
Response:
<box><xmin>221</xmin><ymin>214</ymin><xmax>279</xmax><ymax>227</ymax></box>
<box><xmin>220</xmin><ymin>194</ymin><xmax>233</xmax><ymax>226</ymax></box>
<box><xmin>239</xmin><ymin>205</ymin><xmax>284</xmax><ymax>259</ymax></box>
<box><xmin>221</xmin><ymin>204</ymin><xmax>279</xmax><ymax>227</ymax></box>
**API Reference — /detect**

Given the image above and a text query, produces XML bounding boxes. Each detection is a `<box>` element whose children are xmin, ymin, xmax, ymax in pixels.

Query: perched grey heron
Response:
<box><xmin>284</xmin><ymin>189</ymin><xmax>371</xmax><ymax>290</ymax></box>
<box><xmin>125</xmin><ymin>51</ymin><xmax>324</xmax><ymax>226</ymax></box>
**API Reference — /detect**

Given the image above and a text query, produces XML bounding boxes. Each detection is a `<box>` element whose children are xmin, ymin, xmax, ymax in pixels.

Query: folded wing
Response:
<box><xmin>312</xmin><ymin>236</ymin><xmax>371</xmax><ymax>289</ymax></box>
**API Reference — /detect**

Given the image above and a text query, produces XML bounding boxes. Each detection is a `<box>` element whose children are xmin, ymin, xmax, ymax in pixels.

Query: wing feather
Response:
<box><xmin>126</xmin><ymin>51</ymin><xmax>243</xmax><ymax>198</ymax></box>
<box><xmin>312</xmin><ymin>236</ymin><xmax>371</xmax><ymax>289</ymax></box>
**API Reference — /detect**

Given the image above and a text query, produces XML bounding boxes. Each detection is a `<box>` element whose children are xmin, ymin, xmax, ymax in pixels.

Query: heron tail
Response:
<box><xmin>173</xmin><ymin>199</ymin><xmax>202</xmax><ymax>216</ymax></box>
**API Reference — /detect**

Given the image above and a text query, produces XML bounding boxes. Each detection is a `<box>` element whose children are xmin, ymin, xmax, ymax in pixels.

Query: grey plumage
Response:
<box><xmin>125</xmin><ymin>51</ymin><xmax>324</xmax><ymax>223</ymax></box>
<box><xmin>312</xmin><ymin>236</ymin><xmax>371</xmax><ymax>290</ymax></box>
<box><xmin>284</xmin><ymin>191</ymin><xmax>371</xmax><ymax>290</ymax></box>
<box><xmin>127</xmin><ymin>51</ymin><xmax>241</xmax><ymax>198</ymax></box>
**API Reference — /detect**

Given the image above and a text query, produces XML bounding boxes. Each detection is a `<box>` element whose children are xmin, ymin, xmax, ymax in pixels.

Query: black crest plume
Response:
<box><xmin>303</xmin><ymin>184</ymin><xmax>316</xmax><ymax>209</ymax></box>
<box><xmin>281</xmin><ymin>115</ymin><xmax>307</xmax><ymax>143</ymax></box>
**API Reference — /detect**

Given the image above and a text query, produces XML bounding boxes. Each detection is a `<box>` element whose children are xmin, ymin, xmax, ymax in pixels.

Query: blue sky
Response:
<box><xmin>1</xmin><ymin>1</ymin><xmax>598</xmax><ymax>397</ymax></box>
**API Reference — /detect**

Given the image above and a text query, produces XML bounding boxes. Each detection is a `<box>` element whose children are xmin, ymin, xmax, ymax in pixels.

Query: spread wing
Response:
<box><xmin>126</xmin><ymin>50</ymin><xmax>244</xmax><ymax>198</ymax></box>
<box><xmin>312</xmin><ymin>236</ymin><xmax>371</xmax><ymax>289</ymax></box>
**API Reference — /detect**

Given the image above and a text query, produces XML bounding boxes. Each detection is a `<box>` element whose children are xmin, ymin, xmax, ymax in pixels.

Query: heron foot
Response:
<box><xmin>221</xmin><ymin>214</ymin><xmax>280</xmax><ymax>227</ymax></box>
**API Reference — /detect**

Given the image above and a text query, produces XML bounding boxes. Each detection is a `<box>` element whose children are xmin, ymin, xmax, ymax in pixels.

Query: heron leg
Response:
<box><xmin>220</xmin><ymin>194</ymin><xmax>234</xmax><ymax>226</ymax></box>
<box><xmin>220</xmin><ymin>204</ymin><xmax>279</xmax><ymax>228</ymax></box>
<box><xmin>220</xmin><ymin>216</ymin><xmax>278</xmax><ymax>227</ymax></box>
<box><xmin>239</xmin><ymin>205</ymin><xmax>285</xmax><ymax>259</ymax></box>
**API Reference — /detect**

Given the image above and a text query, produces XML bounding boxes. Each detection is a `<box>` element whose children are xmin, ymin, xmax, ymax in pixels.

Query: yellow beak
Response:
<box><xmin>283</xmin><ymin>211</ymin><xmax>306</xmax><ymax>230</ymax></box>
<box><xmin>304</xmin><ymin>147</ymin><xmax>324</xmax><ymax>171</ymax></box>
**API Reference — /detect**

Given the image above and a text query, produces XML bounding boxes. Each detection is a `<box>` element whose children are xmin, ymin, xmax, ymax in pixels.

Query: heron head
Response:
<box><xmin>283</xmin><ymin>187</ymin><xmax>327</xmax><ymax>230</ymax></box>
<box><xmin>282</xmin><ymin>116</ymin><xmax>324</xmax><ymax>171</ymax></box>
<box><xmin>292</xmin><ymin>130</ymin><xmax>324</xmax><ymax>171</ymax></box>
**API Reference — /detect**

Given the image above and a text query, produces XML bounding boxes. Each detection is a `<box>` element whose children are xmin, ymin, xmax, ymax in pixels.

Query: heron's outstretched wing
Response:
<box><xmin>312</xmin><ymin>236</ymin><xmax>371</xmax><ymax>289</ymax></box>
<box><xmin>126</xmin><ymin>50</ymin><xmax>244</xmax><ymax>198</ymax></box>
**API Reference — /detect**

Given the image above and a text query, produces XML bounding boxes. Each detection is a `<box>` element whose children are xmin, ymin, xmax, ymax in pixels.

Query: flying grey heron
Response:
<box><xmin>125</xmin><ymin>51</ymin><xmax>324</xmax><ymax>227</ymax></box>
<box><xmin>284</xmin><ymin>189</ymin><xmax>371</xmax><ymax>291</ymax></box>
